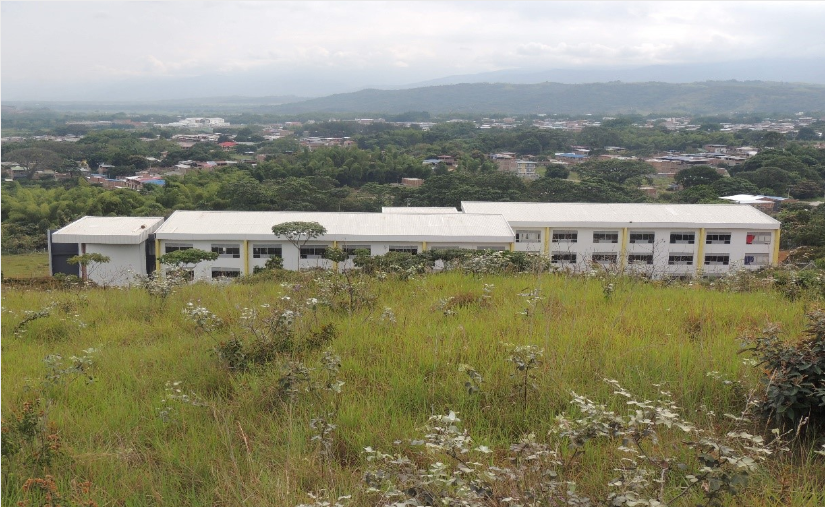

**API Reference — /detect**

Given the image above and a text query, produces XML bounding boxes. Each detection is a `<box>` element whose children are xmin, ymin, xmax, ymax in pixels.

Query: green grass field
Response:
<box><xmin>1</xmin><ymin>270</ymin><xmax>822</xmax><ymax>506</ymax></box>
<box><xmin>1</xmin><ymin>252</ymin><xmax>50</xmax><ymax>278</ymax></box>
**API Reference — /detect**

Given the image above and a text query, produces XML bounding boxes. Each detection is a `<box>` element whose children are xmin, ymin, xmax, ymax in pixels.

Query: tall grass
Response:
<box><xmin>1</xmin><ymin>271</ymin><xmax>821</xmax><ymax>506</ymax></box>
<box><xmin>1</xmin><ymin>252</ymin><xmax>50</xmax><ymax>278</ymax></box>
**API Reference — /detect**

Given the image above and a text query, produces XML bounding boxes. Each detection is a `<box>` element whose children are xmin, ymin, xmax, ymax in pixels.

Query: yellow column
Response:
<box><xmin>155</xmin><ymin>238</ymin><xmax>161</xmax><ymax>273</ymax></box>
<box><xmin>543</xmin><ymin>227</ymin><xmax>550</xmax><ymax>256</ymax></box>
<box><xmin>510</xmin><ymin>242</ymin><xmax>515</xmax><ymax>252</ymax></box>
<box><xmin>619</xmin><ymin>227</ymin><xmax>629</xmax><ymax>270</ymax></box>
<box><xmin>332</xmin><ymin>241</ymin><xmax>339</xmax><ymax>271</ymax></box>
<box><xmin>772</xmin><ymin>229</ymin><xmax>781</xmax><ymax>266</ymax></box>
<box><xmin>696</xmin><ymin>228</ymin><xmax>706</xmax><ymax>277</ymax></box>
<box><xmin>422</xmin><ymin>241</ymin><xmax>427</xmax><ymax>252</ymax></box>
<box><xmin>243</xmin><ymin>240</ymin><xmax>250</xmax><ymax>275</ymax></box>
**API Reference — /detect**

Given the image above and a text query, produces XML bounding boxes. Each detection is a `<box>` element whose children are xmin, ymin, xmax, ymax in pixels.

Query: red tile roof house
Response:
<box><xmin>218</xmin><ymin>141</ymin><xmax>238</xmax><ymax>151</ymax></box>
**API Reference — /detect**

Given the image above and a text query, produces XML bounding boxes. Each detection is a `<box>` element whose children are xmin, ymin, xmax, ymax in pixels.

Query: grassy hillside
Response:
<box><xmin>1</xmin><ymin>252</ymin><xmax>50</xmax><ymax>278</ymax></box>
<box><xmin>267</xmin><ymin>81</ymin><xmax>825</xmax><ymax>116</ymax></box>
<box><xmin>1</xmin><ymin>270</ymin><xmax>823</xmax><ymax>506</ymax></box>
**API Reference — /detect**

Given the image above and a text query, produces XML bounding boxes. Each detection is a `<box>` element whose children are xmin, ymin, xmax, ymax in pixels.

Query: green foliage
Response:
<box><xmin>271</xmin><ymin>221</ymin><xmax>328</xmax><ymax>249</ymax></box>
<box><xmin>158</xmin><ymin>248</ymin><xmax>218</xmax><ymax>267</ymax></box>
<box><xmin>322</xmin><ymin>246</ymin><xmax>348</xmax><ymax>264</ymax></box>
<box><xmin>66</xmin><ymin>252</ymin><xmax>110</xmax><ymax>267</ymax></box>
<box><xmin>737</xmin><ymin>167</ymin><xmax>799</xmax><ymax>197</ymax></box>
<box><xmin>674</xmin><ymin>165</ymin><xmax>723</xmax><ymax>188</ymax></box>
<box><xmin>671</xmin><ymin>184</ymin><xmax>729</xmax><ymax>204</ymax></box>
<box><xmin>575</xmin><ymin>159</ymin><xmax>656</xmax><ymax>184</ymax></box>
<box><xmin>777</xmin><ymin>204</ymin><xmax>825</xmax><ymax>249</ymax></box>
<box><xmin>252</xmin><ymin>255</ymin><xmax>285</xmax><ymax>273</ymax></box>
<box><xmin>543</xmin><ymin>164</ymin><xmax>570</xmax><ymax>179</ymax></box>
<box><xmin>528</xmin><ymin>177</ymin><xmax>648</xmax><ymax>203</ymax></box>
<box><xmin>744</xmin><ymin>309</ymin><xmax>825</xmax><ymax>430</ymax></box>
<box><xmin>710</xmin><ymin>177</ymin><xmax>760</xmax><ymax>197</ymax></box>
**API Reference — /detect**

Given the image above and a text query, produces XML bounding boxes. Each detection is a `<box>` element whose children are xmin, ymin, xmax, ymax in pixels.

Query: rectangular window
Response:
<box><xmin>668</xmin><ymin>254</ymin><xmax>694</xmax><ymax>265</ymax></box>
<box><xmin>211</xmin><ymin>268</ymin><xmax>240</xmax><ymax>278</ymax></box>
<box><xmin>300</xmin><ymin>246</ymin><xmax>327</xmax><ymax>259</ymax></box>
<box><xmin>705</xmin><ymin>233</ymin><xmax>731</xmax><ymax>245</ymax></box>
<box><xmin>629</xmin><ymin>232</ymin><xmax>655</xmax><ymax>244</ymax></box>
<box><xmin>592</xmin><ymin>231</ymin><xmax>619</xmax><ymax>244</ymax></box>
<box><xmin>551</xmin><ymin>252</ymin><xmax>577</xmax><ymax>263</ymax></box>
<box><xmin>515</xmin><ymin>230</ymin><xmax>541</xmax><ymax>243</ymax></box>
<box><xmin>343</xmin><ymin>245</ymin><xmax>371</xmax><ymax>258</ymax></box>
<box><xmin>592</xmin><ymin>253</ymin><xmax>618</xmax><ymax>264</ymax></box>
<box><xmin>746</xmin><ymin>232</ymin><xmax>772</xmax><ymax>245</ymax></box>
<box><xmin>389</xmin><ymin>246</ymin><xmax>418</xmax><ymax>254</ymax></box>
<box><xmin>164</xmin><ymin>243</ymin><xmax>193</xmax><ymax>253</ymax></box>
<box><xmin>670</xmin><ymin>233</ymin><xmax>695</xmax><ymax>244</ymax></box>
<box><xmin>628</xmin><ymin>254</ymin><xmax>653</xmax><ymax>265</ymax></box>
<box><xmin>704</xmin><ymin>255</ymin><xmax>730</xmax><ymax>266</ymax></box>
<box><xmin>552</xmin><ymin>231</ymin><xmax>578</xmax><ymax>243</ymax></box>
<box><xmin>744</xmin><ymin>253</ymin><xmax>769</xmax><ymax>266</ymax></box>
<box><xmin>252</xmin><ymin>245</ymin><xmax>282</xmax><ymax>259</ymax></box>
<box><xmin>211</xmin><ymin>244</ymin><xmax>240</xmax><ymax>258</ymax></box>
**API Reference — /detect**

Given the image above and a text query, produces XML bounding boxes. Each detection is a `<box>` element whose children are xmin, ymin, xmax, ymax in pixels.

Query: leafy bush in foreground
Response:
<box><xmin>744</xmin><ymin>309</ymin><xmax>825</xmax><ymax>430</ymax></box>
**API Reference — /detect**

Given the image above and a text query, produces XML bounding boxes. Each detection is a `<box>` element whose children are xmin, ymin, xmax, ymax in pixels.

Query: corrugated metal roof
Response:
<box><xmin>460</xmin><ymin>202</ymin><xmax>780</xmax><ymax>229</ymax></box>
<box><xmin>51</xmin><ymin>216</ymin><xmax>164</xmax><ymax>244</ymax></box>
<box><xmin>382</xmin><ymin>207</ymin><xmax>460</xmax><ymax>214</ymax></box>
<box><xmin>155</xmin><ymin>211</ymin><xmax>514</xmax><ymax>242</ymax></box>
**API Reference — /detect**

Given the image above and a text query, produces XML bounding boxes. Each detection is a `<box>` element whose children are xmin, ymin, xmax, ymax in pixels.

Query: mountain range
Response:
<box><xmin>258</xmin><ymin>80</ymin><xmax>825</xmax><ymax>116</ymax></box>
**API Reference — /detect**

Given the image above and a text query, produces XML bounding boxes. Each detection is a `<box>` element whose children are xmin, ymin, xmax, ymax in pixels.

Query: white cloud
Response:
<box><xmin>1</xmin><ymin>1</ymin><xmax>824</xmax><ymax>99</ymax></box>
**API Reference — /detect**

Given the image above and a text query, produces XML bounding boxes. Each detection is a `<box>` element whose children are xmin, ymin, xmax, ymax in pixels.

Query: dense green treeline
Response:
<box><xmin>3</xmin><ymin>119</ymin><xmax>825</xmax><ymax>256</ymax></box>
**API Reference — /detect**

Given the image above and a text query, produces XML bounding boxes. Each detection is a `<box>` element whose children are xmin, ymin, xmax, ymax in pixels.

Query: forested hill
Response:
<box><xmin>267</xmin><ymin>81</ymin><xmax>825</xmax><ymax>115</ymax></box>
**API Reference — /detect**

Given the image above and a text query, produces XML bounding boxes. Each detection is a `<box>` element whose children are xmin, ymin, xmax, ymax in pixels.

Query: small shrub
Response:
<box><xmin>743</xmin><ymin>308</ymin><xmax>825</xmax><ymax>430</ymax></box>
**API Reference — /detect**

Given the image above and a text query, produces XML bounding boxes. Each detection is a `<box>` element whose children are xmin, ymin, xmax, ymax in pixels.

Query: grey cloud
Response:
<box><xmin>3</xmin><ymin>1</ymin><xmax>825</xmax><ymax>101</ymax></box>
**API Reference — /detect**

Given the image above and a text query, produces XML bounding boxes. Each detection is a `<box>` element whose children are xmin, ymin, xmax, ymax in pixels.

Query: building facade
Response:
<box><xmin>461</xmin><ymin>202</ymin><xmax>780</xmax><ymax>278</ymax></box>
<box><xmin>50</xmin><ymin>203</ymin><xmax>781</xmax><ymax>285</ymax></box>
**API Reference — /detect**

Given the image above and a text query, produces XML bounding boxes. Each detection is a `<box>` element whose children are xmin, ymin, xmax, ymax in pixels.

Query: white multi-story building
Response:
<box><xmin>460</xmin><ymin>202</ymin><xmax>780</xmax><ymax>278</ymax></box>
<box><xmin>49</xmin><ymin>203</ymin><xmax>781</xmax><ymax>285</ymax></box>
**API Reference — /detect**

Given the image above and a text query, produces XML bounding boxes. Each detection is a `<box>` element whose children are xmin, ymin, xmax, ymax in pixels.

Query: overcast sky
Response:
<box><xmin>3</xmin><ymin>1</ymin><xmax>825</xmax><ymax>101</ymax></box>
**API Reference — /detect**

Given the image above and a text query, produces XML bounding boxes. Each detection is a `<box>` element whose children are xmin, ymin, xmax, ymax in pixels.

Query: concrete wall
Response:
<box><xmin>84</xmin><ymin>243</ymin><xmax>147</xmax><ymax>286</ymax></box>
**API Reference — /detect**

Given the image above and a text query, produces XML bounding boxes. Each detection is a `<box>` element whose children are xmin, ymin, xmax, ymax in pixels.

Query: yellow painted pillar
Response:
<box><xmin>243</xmin><ymin>240</ymin><xmax>250</xmax><ymax>275</ymax></box>
<box><xmin>510</xmin><ymin>242</ymin><xmax>515</xmax><ymax>252</ymax></box>
<box><xmin>332</xmin><ymin>241</ymin><xmax>339</xmax><ymax>271</ymax></box>
<box><xmin>422</xmin><ymin>241</ymin><xmax>428</xmax><ymax>252</ymax></box>
<box><xmin>696</xmin><ymin>228</ymin><xmax>706</xmax><ymax>277</ymax></box>
<box><xmin>155</xmin><ymin>238</ymin><xmax>161</xmax><ymax>273</ymax></box>
<box><xmin>543</xmin><ymin>227</ymin><xmax>550</xmax><ymax>256</ymax></box>
<box><xmin>772</xmin><ymin>229</ymin><xmax>781</xmax><ymax>266</ymax></box>
<box><xmin>619</xmin><ymin>227</ymin><xmax>629</xmax><ymax>271</ymax></box>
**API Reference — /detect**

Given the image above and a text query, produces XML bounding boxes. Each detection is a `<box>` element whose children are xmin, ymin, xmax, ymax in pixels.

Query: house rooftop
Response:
<box><xmin>155</xmin><ymin>210</ymin><xmax>514</xmax><ymax>243</ymax></box>
<box><xmin>51</xmin><ymin>216</ymin><xmax>164</xmax><ymax>244</ymax></box>
<box><xmin>382</xmin><ymin>207</ymin><xmax>460</xmax><ymax>214</ymax></box>
<box><xmin>460</xmin><ymin>202</ymin><xmax>780</xmax><ymax>229</ymax></box>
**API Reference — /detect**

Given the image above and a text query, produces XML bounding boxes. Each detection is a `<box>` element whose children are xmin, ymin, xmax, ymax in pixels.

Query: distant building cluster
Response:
<box><xmin>163</xmin><ymin>117</ymin><xmax>230</xmax><ymax>129</ymax></box>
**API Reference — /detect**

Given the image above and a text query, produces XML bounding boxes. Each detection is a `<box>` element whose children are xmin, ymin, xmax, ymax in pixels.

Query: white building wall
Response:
<box><xmin>513</xmin><ymin>226</ymin><xmax>778</xmax><ymax>278</ymax></box>
<box><xmin>156</xmin><ymin>225</ymin><xmax>777</xmax><ymax>280</ymax></box>
<box><xmin>85</xmin><ymin>243</ymin><xmax>146</xmax><ymax>286</ymax></box>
